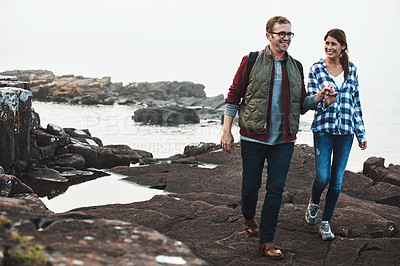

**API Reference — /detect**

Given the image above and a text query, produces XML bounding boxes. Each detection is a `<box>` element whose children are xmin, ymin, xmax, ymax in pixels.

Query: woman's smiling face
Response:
<box><xmin>324</xmin><ymin>36</ymin><xmax>345</xmax><ymax>59</ymax></box>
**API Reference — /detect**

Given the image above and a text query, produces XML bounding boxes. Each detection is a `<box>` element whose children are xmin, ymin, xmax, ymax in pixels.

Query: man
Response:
<box><xmin>220</xmin><ymin>16</ymin><xmax>328</xmax><ymax>259</ymax></box>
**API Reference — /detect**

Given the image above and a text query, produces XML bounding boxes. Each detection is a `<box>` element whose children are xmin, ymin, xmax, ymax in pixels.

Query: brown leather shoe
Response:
<box><xmin>244</xmin><ymin>219</ymin><xmax>259</xmax><ymax>237</ymax></box>
<box><xmin>258</xmin><ymin>243</ymin><xmax>283</xmax><ymax>259</ymax></box>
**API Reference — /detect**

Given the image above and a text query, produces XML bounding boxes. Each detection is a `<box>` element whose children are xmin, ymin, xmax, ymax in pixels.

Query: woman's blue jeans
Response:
<box><xmin>311</xmin><ymin>132</ymin><xmax>353</xmax><ymax>222</ymax></box>
<box><xmin>241</xmin><ymin>140</ymin><xmax>294</xmax><ymax>244</ymax></box>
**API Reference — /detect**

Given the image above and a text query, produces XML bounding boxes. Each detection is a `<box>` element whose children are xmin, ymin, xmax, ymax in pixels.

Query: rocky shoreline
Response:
<box><xmin>1</xmin><ymin>145</ymin><xmax>399</xmax><ymax>265</ymax></box>
<box><xmin>0</xmin><ymin>70</ymin><xmax>399</xmax><ymax>265</ymax></box>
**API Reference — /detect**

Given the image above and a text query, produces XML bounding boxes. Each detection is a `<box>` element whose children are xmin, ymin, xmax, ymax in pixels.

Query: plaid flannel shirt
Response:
<box><xmin>307</xmin><ymin>59</ymin><xmax>366</xmax><ymax>143</ymax></box>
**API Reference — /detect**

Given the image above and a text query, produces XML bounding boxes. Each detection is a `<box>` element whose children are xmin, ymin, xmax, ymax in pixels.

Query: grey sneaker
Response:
<box><xmin>305</xmin><ymin>199</ymin><xmax>319</xmax><ymax>225</ymax></box>
<box><xmin>319</xmin><ymin>221</ymin><xmax>335</xmax><ymax>240</ymax></box>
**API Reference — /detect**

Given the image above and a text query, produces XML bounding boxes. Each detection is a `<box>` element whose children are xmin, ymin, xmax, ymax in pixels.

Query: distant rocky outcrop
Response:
<box><xmin>1</xmin><ymin>70</ymin><xmax>225</xmax><ymax>123</ymax></box>
<box><xmin>133</xmin><ymin>106</ymin><xmax>200</xmax><ymax>125</ymax></box>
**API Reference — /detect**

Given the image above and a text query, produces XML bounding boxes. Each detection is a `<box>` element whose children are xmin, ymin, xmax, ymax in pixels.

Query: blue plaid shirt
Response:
<box><xmin>307</xmin><ymin>59</ymin><xmax>366</xmax><ymax>143</ymax></box>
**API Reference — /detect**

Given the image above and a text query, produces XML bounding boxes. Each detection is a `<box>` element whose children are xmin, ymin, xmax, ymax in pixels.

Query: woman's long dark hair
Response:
<box><xmin>324</xmin><ymin>29</ymin><xmax>349</xmax><ymax>80</ymax></box>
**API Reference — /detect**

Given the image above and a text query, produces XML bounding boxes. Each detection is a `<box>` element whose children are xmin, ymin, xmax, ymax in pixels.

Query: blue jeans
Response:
<box><xmin>311</xmin><ymin>132</ymin><xmax>353</xmax><ymax>222</ymax></box>
<box><xmin>241</xmin><ymin>140</ymin><xmax>294</xmax><ymax>243</ymax></box>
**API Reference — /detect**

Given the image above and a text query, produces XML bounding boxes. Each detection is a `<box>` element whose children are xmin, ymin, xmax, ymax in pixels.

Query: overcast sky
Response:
<box><xmin>1</xmin><ymin>0</ymin><xmax>399</xmax><ymax>97</ymax></box>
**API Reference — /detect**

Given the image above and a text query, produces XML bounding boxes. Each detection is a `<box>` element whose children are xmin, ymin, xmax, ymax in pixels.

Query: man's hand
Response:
<box><xmin>220</xmin><ymin>130</ymin><xmax>235</xmax><ymax>154</ymax></box>
<box><xmin>221</xmin><ymin>114</ymin><xmax>235</xmax><ymax>154</ymax></box>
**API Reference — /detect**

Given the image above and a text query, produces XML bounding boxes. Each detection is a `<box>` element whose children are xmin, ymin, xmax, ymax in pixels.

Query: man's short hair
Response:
<box><xmin>266</xmin><ymin>16</ymin><xmax>291</xmax><ymax>33</ymax></box>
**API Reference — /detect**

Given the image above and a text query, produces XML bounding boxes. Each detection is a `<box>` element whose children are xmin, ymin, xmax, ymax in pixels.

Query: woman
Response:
<box><xmin>304</xmin><ymin>29</ymin><xmax>367</xmax><ymax>240</ymax></box>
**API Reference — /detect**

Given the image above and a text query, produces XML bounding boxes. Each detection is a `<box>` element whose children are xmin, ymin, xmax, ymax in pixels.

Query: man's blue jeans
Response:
<box><xmin>241</xmin><ymin>140</ymin><xmax>294</xmax><ymax>243</ymax></box>
<box><xmin>311</xmin><ymin>132</ymin><xmax>353</xmax><ymax>222</ymax></box>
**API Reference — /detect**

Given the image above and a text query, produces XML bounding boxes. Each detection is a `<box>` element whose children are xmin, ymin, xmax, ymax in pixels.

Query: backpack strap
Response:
<box><xmin>294</xmin><ymin>59</ymin><xmax>304</xmax><ymax>77</ymax></box>
<box><xmin>247</xmin><ymin>51</ymin><xmax>304</xmax><ymax>79</ymax></box>
<box><xmin>247</xmin><ymin>51</ymin><xmax>259</xmax><ymax>78</ymax></box>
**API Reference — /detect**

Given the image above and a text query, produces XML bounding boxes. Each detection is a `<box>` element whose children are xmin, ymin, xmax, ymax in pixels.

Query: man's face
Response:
<box><xmin>266</xmin><ymin>23</ymin><xmax>292</xmax><ymax>53</ymax></box>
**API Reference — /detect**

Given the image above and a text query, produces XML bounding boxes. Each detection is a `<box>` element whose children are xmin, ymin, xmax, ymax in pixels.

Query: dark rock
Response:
<box><xmin>342</xmin><ymin>170</ymin><xmax>400</xmax><ymax>208</ymax></box>
<box><xmin>383</xmin><ymin>164</ymin><xmax>400</xmax><ymax>186</ymax></box>
<box><xmin>46</xmin><ymin>123</ymin><xmax>65</xmax><ymax>135</ymax></box>
<box><xmin>368</xmin><ymin>165</ymin><xmax>387</xmax><ymax>183</ymax></box>
<box><xmin>363</xmin><ymin>157</ymin><xmax>385</xmax><ymax>176</ymax></box>
<box><xmin>183</xmin><ymin>142</ymin><xmax>220</xmax><ymax>157</ymax></box>
<box><xmin>105</xmin><ymin>144</ymin><xmax>153</xmax><ymax>164</ymax></box>
<box><xmin>80</xmin><ymin>94</ymin><xmax>101</xmax><ymax>105</ymax></box>
<box><xmin>0</xmin><ymin>174</ymin><xmax>34</xmax><ymax>197</ymax></box>
<box><xmin>0</xmin><ymin>87</ymin><xmax>33</xmax><ymax>173</ymax></box>
<box><xmin>52</xmin><ymin>153</ymin><xmax>86</xmax><ymax>170</ymax></box>
<box><xmin>64</xmin><ymin>127</ymin><xmax>103</xmax><ymax>146</ymax></box>
<box><xmin>0</xmin><ymin>197</ymin><xmax>205</xmax><ymax>265</ymax></box>
<box><xmin>68</xmin><ymin>143</ymin><xmax>130</xmax><ymax>169</ymax></box>
<box><xmin>133</xmin><ymin>106</ymin><xmax>200</xmax><ymax>125</ymax></box>
<box><xmin>0</xmin><ymin>75</ymin><xmax>17</xmax><ymax>81</ymax></box>
<box><xmin>32</xmin><ymin>128</ymin><xmax>70</xmax><ymax>147</ymax></box>
<box><xmin>0</xmin><ymin>80</ymin><xmax>30</xmax><ymax>90</ymax></box>
<box><xmin>195</xmin><ymin>107</ymin><xmax>224</xmax><ymax>120</ymax></box>
<box><xmin>18</xmin><ymin>168</ymin><xmax>67</xmax><ymax>183</ymax></box>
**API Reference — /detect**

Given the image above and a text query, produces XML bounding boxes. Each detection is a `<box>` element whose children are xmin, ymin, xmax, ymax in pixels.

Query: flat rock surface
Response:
<box><xmin>71</xmin><ymin>144</ymin><xmax>400</xmax><ymax>265</ymax></box>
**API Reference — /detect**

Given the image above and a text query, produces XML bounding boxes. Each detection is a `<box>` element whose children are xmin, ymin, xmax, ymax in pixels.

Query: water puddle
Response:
<box><xmin>40</xmin><ymin>172</ymin><xmax>165</xmax><ymax>213</ymax></box>
<box><xmin>197</xmin><ymin>163</ymin><xmax>218</xmax><ymax>169</ymax></box>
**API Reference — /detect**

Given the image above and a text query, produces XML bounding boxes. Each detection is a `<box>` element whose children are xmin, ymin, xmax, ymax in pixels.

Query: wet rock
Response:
<box><xmin>18</xmin><ymin>168</ymin><xmax>67</xmax><ymax>183</ymax></box>
<box><xmin>64</xmin><ymin>127</ymin><xmax>103</xmax><ymax>146</ymax></box>
<box><xmin>0</xmin><ymin>174</ymin><xmax>34</xmax><ymax>197</ymax></box>
<box><xmin>46</xmin><ymin>123</ymin><xmax>65</xmax><ymax>135</ymax></box>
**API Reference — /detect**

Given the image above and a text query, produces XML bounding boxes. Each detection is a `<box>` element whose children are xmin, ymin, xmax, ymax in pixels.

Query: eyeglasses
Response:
<box><xmin>269</xmin><ymin>31</ymin><xmax>294</xmax><ymax>39</ymax></box>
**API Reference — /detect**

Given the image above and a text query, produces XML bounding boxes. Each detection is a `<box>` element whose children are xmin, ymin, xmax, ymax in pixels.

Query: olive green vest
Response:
<box><xmin>238</xmin><ymin>46</ymin><xmax>303</xmax><ymax>135</ymax></box>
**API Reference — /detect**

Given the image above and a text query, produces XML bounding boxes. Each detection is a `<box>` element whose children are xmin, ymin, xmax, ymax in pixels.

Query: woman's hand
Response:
<box><xmin>359</xmin><ymin>141</ymin><xmax>367</xmax><ymax>150</ymax></box>
<box><xmin>323</xmin><ymin>83</ymin><xmax>339</xmax><ymax>107</ymax></box>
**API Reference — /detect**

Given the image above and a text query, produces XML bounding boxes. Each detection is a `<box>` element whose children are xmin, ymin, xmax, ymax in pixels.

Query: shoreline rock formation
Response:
<box><xmin>1</xmin><ymin>70</ymin><xmax>225</xmax><ymax>123</ymax></box>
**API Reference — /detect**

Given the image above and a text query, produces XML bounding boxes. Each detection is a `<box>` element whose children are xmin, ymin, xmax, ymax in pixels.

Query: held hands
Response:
<box><xmin>321</xmin><ymin>83</ymin><xmax>339</xmax><ymax>107</ymax></box>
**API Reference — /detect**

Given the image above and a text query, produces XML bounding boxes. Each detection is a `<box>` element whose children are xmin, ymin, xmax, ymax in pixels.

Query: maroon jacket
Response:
<box><xmin>225</xmin><ymin>55</ymin><xmax>308</xmax><ymax>142</ymax></box>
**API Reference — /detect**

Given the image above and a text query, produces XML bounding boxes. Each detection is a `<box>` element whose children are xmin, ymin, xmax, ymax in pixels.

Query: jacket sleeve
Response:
<box><xmin>225</xmin><ymin>56</ymin><xmax>249</xmax><ymax>105</ymax></box>
<box><xmin>298</xmin><ymin>61</ymin><xmax>309</xmax><ymax>115</ymax></box>
<box><xmin>353</xmin><ymin>71</ymin><xmax>367</xmax><ymax>143</ymax></box>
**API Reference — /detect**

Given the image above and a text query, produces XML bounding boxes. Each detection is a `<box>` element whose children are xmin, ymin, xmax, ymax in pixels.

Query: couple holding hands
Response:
<box><xmin>220</xmin><ymin>16</ymin><xmax>367</xmax><ymax>259</ymax></box>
